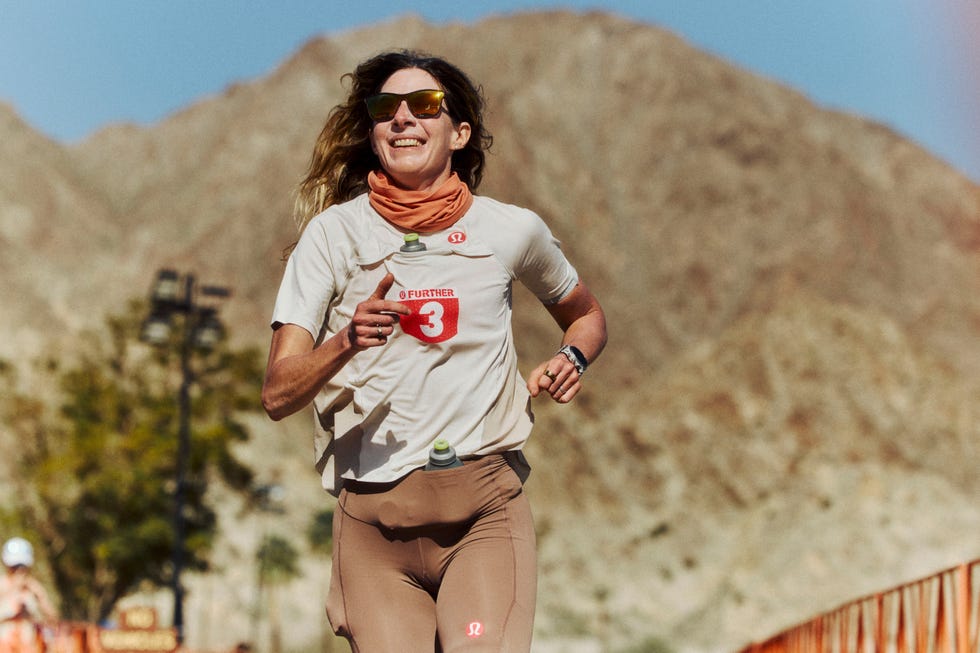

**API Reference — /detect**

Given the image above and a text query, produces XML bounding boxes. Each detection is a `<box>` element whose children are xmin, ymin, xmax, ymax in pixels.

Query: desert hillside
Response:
<box><xmin>1</xmin><ymin>11</ymin><xmax>978</xmax><ymax>653</ymax></box>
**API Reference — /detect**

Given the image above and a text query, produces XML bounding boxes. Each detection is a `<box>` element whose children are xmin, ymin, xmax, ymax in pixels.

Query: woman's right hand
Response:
<box><xmin>262</xmin><ymin>272</ymin><xmax>410</xmax><ymax>421</ymax></box>
<box><xmin>346</xmin><ymin>272</ymin><xmax>411</xmax><ymax>350</ymax></box>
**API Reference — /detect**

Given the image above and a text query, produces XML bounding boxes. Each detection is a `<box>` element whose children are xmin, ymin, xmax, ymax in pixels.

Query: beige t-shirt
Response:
<box><xmin>271</xmin><ymin>194</ymin><xmax>577</xmax><ymax>494</ymax></box>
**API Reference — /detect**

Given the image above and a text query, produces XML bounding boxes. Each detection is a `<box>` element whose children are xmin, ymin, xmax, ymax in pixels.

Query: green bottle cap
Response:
<box><xmin>400</xmin><ymin>232</ymin><xmax>426</xmax><ymax>252</ymax></box>
<box><xmin>426</xmin><ymin>438</ymin><xmax>462</xmax><ymax>470</ymax></box>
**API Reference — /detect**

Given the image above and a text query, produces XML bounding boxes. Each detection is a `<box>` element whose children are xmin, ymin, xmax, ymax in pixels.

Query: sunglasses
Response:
<box><xmin>365</xmin><ymin>89</ymin><xmax>446</xmax><ymax>122</ymax></box>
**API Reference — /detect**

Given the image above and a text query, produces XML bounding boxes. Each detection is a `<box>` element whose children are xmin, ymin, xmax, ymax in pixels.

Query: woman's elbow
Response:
<box><xmin>261</xmin><ymin>386</ymin><xmax>290</xmax><ymax>421</ymax></box>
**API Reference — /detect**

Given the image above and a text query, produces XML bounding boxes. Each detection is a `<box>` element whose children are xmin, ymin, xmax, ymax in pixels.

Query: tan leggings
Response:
<box><xmin>326</xmin><ymin>454</ymin><xmax>537</xmax><ymax>652</ymax></box>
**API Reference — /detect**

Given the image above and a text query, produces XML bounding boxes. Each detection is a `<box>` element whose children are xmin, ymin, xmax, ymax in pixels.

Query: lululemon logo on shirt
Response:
<box><xmin>466</xmin><ymin>622</ymin><xmax>484</xmax><ymax>638</ymax></box>
<box><xmin>448</xmin><ymin>231</ymin><xmax>466</xmax><ymax>244</ymax></box>
<box><xmin>398</xmin><ymin>288</ymin><xmax>459</xmax><ymax>343</ymax></box>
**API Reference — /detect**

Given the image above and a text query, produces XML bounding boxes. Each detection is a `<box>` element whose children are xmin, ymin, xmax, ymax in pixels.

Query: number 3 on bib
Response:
<box><xmin>400</xmin><ymin>297</ymin><xmax>459</xmax><ymax>343</ymax></box>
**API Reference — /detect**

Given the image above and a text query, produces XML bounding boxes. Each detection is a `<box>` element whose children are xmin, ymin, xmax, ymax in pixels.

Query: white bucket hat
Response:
<box><xmin>2</xmin><ymin>537</ymin><xmax>35</xmax><ymax>568</ymax></box>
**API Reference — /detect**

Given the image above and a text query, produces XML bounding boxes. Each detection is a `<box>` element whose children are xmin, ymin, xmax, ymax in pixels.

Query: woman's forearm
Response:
<box><xmin>261</xmin><ymin>326</ymin><xmax>356</xmax><ymax>421</ymax></box>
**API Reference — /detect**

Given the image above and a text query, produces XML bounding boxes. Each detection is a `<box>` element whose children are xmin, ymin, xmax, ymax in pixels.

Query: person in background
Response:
<box><xmin>0</xmin><ymin>538</ymin><xmax>58</xmax><ymax>653</ymax></box>
<box><xmin>262</xmin><ymin>49</ymin><xmax>607</xmax><ymax>652</ymax></box>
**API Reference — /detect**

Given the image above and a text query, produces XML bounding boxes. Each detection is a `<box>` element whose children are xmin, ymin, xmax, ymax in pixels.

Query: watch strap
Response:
<box><xmin>558</xmin><ymin>345</ymin><xmax>588</xmax><ymax>374</ymax></box>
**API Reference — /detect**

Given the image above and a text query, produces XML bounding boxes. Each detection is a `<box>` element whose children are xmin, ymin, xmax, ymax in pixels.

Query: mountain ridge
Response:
<box><xmin>1</xmin><ymin>10</ymin><xmax>978</xmax><ymax>652</ymax></box>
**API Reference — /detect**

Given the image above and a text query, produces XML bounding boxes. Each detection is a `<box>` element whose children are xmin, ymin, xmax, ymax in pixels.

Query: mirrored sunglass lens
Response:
<box><xmin>406</xmin><ymin>90</ymin><xmax>443</xmax><ymax>117</ymax></box>
<box><xmin>366</xmin><ymin>94</ymin><xmax>399</xmax><ymax>121</ymax></box>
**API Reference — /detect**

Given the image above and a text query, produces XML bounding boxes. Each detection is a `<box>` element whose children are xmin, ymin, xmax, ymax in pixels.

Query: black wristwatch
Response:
<box><xmin>558</xmin><ymin>345</ymin><xmax>588</xmax><ymax>375</ymax></box>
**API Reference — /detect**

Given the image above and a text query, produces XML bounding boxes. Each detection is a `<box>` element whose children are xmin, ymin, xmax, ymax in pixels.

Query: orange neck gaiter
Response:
<box><xmin>368</xmin><ymin>170</ymin><xmax>474</xmax><ymax>233</ymax></box>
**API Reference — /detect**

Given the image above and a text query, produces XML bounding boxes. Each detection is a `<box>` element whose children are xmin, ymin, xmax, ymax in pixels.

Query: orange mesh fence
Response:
<box><xmin>740</xmin><ymin>559</ymin><xmax>980</xmax><ymax>653</ymax></box>
<box><xmin>24</xmin><ymin>619</ymin><xmax>190</xmax><ymax>653</ymax></box>
<box><xmin>39</xmin><ymin>623</ymin><xmax>97</xmax><ymax>653</ymax></box>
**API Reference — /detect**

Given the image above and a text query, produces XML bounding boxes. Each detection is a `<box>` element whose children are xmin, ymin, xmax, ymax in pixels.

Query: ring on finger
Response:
<box><xmin>544</xmin><ymin>369</ymin><xmax>557</xmax><ymax>381</ymax></box>
<box><xmin>376</xmin><ymin>326</ymin><xmax>384</xmax><ymax>338</ymax></box>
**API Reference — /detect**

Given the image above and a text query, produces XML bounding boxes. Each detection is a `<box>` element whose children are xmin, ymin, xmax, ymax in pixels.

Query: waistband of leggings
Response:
<box><xmin>342</xmin><ymin>451</ymin><xmax>528</xmax><ymax>494</ymax></box>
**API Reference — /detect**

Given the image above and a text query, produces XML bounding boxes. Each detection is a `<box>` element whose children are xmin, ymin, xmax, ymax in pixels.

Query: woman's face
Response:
<box><xmin>369</xmin><ymin>68</ymin><xmax>471</xmax><ymax>192</ymax></box>
<box><xmin>7</xmin><ymin>565</ymin><xmax>28</xmax><ymax>577</ymax></box>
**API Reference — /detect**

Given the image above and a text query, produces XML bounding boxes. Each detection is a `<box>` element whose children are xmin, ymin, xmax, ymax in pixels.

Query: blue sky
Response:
<box><xmin>1</xmin><ymin>0</ymin><xmax>977</xmax><ymax>182</ymax></box>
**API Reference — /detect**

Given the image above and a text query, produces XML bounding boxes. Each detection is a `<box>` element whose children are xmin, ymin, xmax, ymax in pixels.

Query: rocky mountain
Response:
<box><xmin>1</xmin><ymin>11</ymin><xmax>978</xmax><ymax>653</ymax></box>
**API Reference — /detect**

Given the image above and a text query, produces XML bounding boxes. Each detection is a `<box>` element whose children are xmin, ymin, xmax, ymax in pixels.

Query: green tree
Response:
<box><xmin>0</xmin><ymin>299</ymin><xmax>263</xmax><ymax>622</ymax></box>
<box><xmin>307</xmin><ymin>509</ymin><xmax>334</xmax><ymax>555</ymax></box>
<box><xmin>307</xmin><ymin>508</ymin><xmax>337</xmax><ymax>653</ymax></box>
<box><xmin>256</xmin><ymin>534</ymin><xmax>300</xmax><ymax>653</ymax></box>
<box><xmin>306</xmin><ymin>508</ymin><xmax>336</xmax><ymax>653</ymax></box>
<box><xmin>256</xmin><ymin>534</ymin><xmax>300</xmax><ymax>584</ymax></box>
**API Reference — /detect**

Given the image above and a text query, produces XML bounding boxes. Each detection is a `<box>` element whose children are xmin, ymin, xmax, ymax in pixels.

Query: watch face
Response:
<box><xmin>561</xmin><ymin>345</ymin><xmax>587</xmax><ymax>373</ymax></box>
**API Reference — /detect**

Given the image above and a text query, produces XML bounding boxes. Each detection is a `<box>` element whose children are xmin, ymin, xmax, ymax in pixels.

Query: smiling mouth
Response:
<box><xmin>393</xmin><ymin>138</ymin><xmax>423</xmax><ymax>147</ymax></box>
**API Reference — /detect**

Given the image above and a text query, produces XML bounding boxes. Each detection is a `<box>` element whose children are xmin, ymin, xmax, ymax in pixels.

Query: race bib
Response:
<box><xmin>398</xmin><ymin>288</ymin><xmax>459</xmax><ymax>343</ymax></box>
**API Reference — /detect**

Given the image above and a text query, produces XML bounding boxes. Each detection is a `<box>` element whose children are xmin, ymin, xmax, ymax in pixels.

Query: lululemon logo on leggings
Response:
<box><xmin>466</xmin><ymin>621</ymin><xmax>484</xmax><ymax>638</ymax></box>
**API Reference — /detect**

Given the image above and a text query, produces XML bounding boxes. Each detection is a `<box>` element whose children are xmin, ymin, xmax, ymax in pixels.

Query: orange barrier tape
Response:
<box><xmin>739</xmin><ymin>559</ymin><xmax>980</xmax><ymax>653</ymax></box>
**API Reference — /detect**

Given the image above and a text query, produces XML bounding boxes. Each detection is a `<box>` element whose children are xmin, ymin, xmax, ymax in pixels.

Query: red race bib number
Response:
<box><xmin>399</xmin><ymin>293</ymin><xmax>459</xmax><ymax>343</ymax></box>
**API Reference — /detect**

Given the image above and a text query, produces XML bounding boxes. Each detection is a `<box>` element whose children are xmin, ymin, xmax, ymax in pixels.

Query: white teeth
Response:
<box><xmin>393</xmin><ymin>138</ymin><xmax>422</xmax><ymax>147</ymax></box>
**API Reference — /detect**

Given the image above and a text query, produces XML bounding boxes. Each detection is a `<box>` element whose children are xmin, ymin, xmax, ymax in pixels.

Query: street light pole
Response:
<box><xmin>172</xmin><ymin>275</ymin><xmax>193</xmax><ymax>644</ymax></box>
<box><xmin>142</xmin><ymin>270</ymin><xmax>229</xmax><ymax>645</ymax></box>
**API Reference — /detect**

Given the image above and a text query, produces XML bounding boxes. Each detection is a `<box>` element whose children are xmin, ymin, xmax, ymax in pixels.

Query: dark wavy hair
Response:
<box><xmin>293</xmin><ymin>50</ymin><xmax>493</xmax><ymax>231</ymax></box>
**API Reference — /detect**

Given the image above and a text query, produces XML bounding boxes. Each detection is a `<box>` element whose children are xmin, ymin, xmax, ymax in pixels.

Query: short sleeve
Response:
<box><xmin>270</xmin><ymin>215</ymin><xmax>344</xmax><ymax>339</ymax></box>
<box><xmin>513</xmin><ymin>210</ymin><xmax>578</xmax><ymax>305</ymax></box>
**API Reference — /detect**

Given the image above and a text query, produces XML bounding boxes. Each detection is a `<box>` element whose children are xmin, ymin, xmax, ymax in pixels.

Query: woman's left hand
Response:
<box><xmin>527</xmin><ymin>280</ymin><xmax>607</xmax><ymax>405</ymax></box>
<box><xmin>527</xmin><ymin>354</ymin><xmax>581</xmax><ymax>404</ymax></box>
